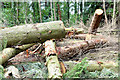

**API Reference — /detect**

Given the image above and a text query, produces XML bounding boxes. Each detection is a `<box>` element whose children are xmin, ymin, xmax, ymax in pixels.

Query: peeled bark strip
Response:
<box><xmin>0</xmin><ymin>21</ymin><xmax>65</xmax><ymax>47</ymax></box>
<box><xmin>56</xmin><ymin>38</ymin><xmax>107</xmax><ymax>60</ymax></box>
<box><xmin>89</xmin><ymin>9</ymin><xmax>103</xmax><ymax>34</ymax></box>
<box><xmin>0</xmin><ymin>43</ymin><xmax>35</xmax><ymax>65</ymax></box>
<box><xmin>45</xmin><ymin>40</ymin><xmax>62</xmax><ymax>78</ymax></box>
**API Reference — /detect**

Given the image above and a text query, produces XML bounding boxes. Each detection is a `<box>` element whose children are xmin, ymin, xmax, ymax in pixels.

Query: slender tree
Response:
<box><xmin>16</xmin><ymin>1</ymin><xmax>19</xmax><ymax>25</ymax></box>
<box><xmin>57</xmin><ymin>3</ymin><xmax>61</xmax><ymax>20</ymax></box>
<box><xmin>50</xmin><ymin>0</ymin><xmax>53</xmax><ymax>21</ymax></box>
<box><xmin>67</xmin><ymin>0</ymin><xmax>69</xmax><ymax>23</ymax></box>
<box><xmin>103</xmin><ymin>0</ymin><xmax>108</xmax><ymax>25</ymax></box>
<box><xmin>53</xmin><ymin>2</ymin><xmax>56</xmax><ymax>21</ymax></box>
<box><xmin>112</xmin><ymin>0</ymin><xmax>116</xmax><ymax>26</ymax></box>
<box><xmin>24</xmin><ymin>0</ymin><xmax>27</xmax><ymax>24</ymax></box>
<box><xmin>13</xmin><ymin>2</ymin><xmax>16</xmax><ymax>25</ymax></box>
<box><xmin>32</xmin><ymin>1</ymin><xmax>36</xmax><ymax>23</ymax></box>
<box><xmin>38</xmin><ymin>0</ymin><xmax>42</xmax><ymax>23</ymax></box>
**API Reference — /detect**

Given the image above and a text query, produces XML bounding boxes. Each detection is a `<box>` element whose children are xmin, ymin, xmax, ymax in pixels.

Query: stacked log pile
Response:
<box><xmin>0</xmin><ymin>9</ymin><xmax>117</xmax><ymax>79</ymax></box>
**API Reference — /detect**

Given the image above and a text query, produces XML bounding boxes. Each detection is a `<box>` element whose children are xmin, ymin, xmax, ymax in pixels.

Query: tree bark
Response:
<box><xmin>50</xmin><ymin>0</ymin><xmax>53</xmax><ymax>21</ymax></box>
<box><xmin>56</xmin><ymin>38</ymin><xmax>107</xmax><ymax>60</ymax></box>
<box><xmin>53</xmin><ymin>2</ymin><xmax>57</xmax><ymax>21</ymax></box>
<box><xmin>0</xmin><ymin>21</ymin><xmax>65</xmax><ymax>47</ymax></box>
<box><xmin>16</xmin><ymin>1</ymin><xmax>19</xmax><ymax>25</ymax></box>
<box><xmin>57</xmin><ymin>3</ymin><xmax>61</xmax><ymax>20</ymax></box>
<box><xmin>0</xmin><ymin>43</ymin><xmax>35</xmax><ymax>65</ymax></box>
<box><xmin>38</xmin><ymin>0</ymin><xmax>42</xmax><ymax>23</ymax></box>
<box><xmin>45</xmin><ymin>40</ymin><xmax>62</xmax><ymax>78</ymax></box>
<box><xmin>112</xmin><ymin>0</ymin><xmax>116</xmax><ymax>26</ymax></box>
<box><xmin>89</xmin><ymin>9</ymin><xmax>103</xmax><ymax>34</ymax></box>
<box><xmin>24</xmin><ymin>1</ymin><xmax>27</xmax><ymax>24</ymax></box>
<box><xmin>64</xmin><ymin>60</ymin><xmax>118</xmax><ymax>72</ymax></box>
<box><xmin>103</xmin><ymin>0</ymin><xmax>108</xmax><ymax>25</ymax></box>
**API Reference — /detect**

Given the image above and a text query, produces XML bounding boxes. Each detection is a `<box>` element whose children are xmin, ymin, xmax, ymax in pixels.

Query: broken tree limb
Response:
<box><xmin>0</xmin><ymin>43</ymin><xmax>35</xmax><ymax>65</ymax></box>
<box><xmin>0</xmin><ymin>21</ymin><xmax>65</xmax><ymax>47</ymax></box>
<box><xmin>56</xmin><ymin>38</ymin><xmax>107</xmax><ymax>60</ymax></box>
<box><xmin>45</xmin><ymin>40</ymin><xmax>62</xmax><ymax>79</ymax></box>
<box><xmin>89</xmin><ymin>9</ymin><xmax>103</xmax><ymax>34</ymax></box>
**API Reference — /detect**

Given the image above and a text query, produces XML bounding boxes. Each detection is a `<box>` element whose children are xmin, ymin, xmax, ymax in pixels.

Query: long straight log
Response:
<box><xmin>0</xmin><ymin>21</ymin><xmax>65</xmax><ymax>47</ymax></box>
<box><xmin>64</xmin><ymin>60</ymin><xmax>118</xmax><ymax>72</ymax></box>
<box><xmin>0</xmin><ymin>43</ymin><xmax>35</xmax><ymax>65</ymax></box>
<box><xmin>89</xmin><ymin>9</ymin><xmax>103</xmax><ymax>34</ymax></box>
<box><xmin>45</xmin><ymin>40</ymin><xmax>62</xmax><ymax>79</ymax></box>
<box><xmin>56</xmin><ymin>38</ymin><xmax>107</xmax><ymax>60</ymax></box>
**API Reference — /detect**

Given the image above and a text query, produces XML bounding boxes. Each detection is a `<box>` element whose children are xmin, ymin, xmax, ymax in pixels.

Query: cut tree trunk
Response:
<box><xmin>45</xmin><ymin>40</ymin><xmax>62</xmax><ymax>78</ymax></box>
<box><xmin>0</xmin><ymin>21</ymin><xmax>65</xmax><ymax>47</ymax></box>
<box><xmin>64</xmin><ymin>60</ymin><xmax>118</xmax><ymax>72</ymax></box>
<box><xmin>0</xmin><ymin>43</ymin><xmax>35</xmax><ymax>65</ymax></box>
<box><xmin>89</xmin><ymin>9</ymin><xmax>103</xmax><ymax>34</ymax></box>
<box><xmin>56</xmin><ymin>38</ymin><xmax>107</xmax><ymax>60</ymax></box>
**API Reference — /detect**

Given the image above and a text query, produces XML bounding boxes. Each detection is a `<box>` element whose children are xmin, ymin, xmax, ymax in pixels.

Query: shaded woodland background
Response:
<box><xmin>0</xmin><ymin>0</ymin><xmax>119</xmax><ymax>28</ymax></box>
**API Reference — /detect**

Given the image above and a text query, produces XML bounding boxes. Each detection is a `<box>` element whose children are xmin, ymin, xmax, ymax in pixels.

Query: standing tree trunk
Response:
<box><xmin>13</xmin><ymin>2</ymin><xmax>16</xmax><ymax>25</ymax></box>
<box><xmin>16</xmin><ymin>1</ymin><xmax>19</xmax><ymax>25</ymax></box>
<box><xmin>103</xmin><ymin>0</ymin><xmax>108</xmax><ymax>25</ymax></box>
<box><xmin>24</xmin><ymin>1</ymin><xmax>27</xmax><ymax>24</ymax></box>
<box><xmin>50</xmin><ymin>0</ymin><xmax>53</xmax><ymax>21</ymax></box>
<box><xmin>38</xmin><ymin>0</ymin><xmax>42</xmax><ymax>23</ymax></box>
<box><xmin>32</xmin><ymin>1</ymin><xmax>36</xmax><ymax>23</ymax></box>
<box><xmin>53</xmin><ymin>2</ymin><xmax>57</xmax><ymax>21</ymax></box>
<box><xmin>57</xmin><ymin>3</ymin><xmax>61</xmax><ymax>20</ymax></box>
<box><xmin>67</xmin><ymin>0</ymin><xmax>70</xmax><ymax>23</ymax></box>
<box><xmin>112</xmin><ymin>0</ymin><xmax>116</xmax><ymax>26</ymax></box>
<box><xmin>75</xmin><ymin>0</ymin><xmax>77</xmax><ymax>23</ymax></box>
<box><xmin>0</xmin><ymin>2</ymin><xmax>2</xmax><ymax>26</ymax></box>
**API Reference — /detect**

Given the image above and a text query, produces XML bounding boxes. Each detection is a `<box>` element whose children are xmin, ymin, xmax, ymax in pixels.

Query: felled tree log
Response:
<box><xmin>64</xmin><ymin>60</ymin><xmax>118</xmax><ymax>72</ymax></box>
<box><xmin>89</xmin><ymin>9</ymin><xmax>103</xmax><ymax>34</ymax></box>
<box><xmin>0</xmin><ymin>21</ymin><xmax>65</xmax><ymax>47</ymax></box>
<box><xmin>65</xmin><ymin>27</ymin><xmax>84</xmax><ymax>34</ymax></box>
<box><xmin>67</xmin><ymin>33</ymin><xmax>105</xmax><ymax>40</ymax></box>
<box><xmin>0</xmin><ymin>43</ymin><xmax>35</xmax><ymax>65</ymax></box>
<box><xmin>45</xmin><ymin>40</ymin><xmax>62</xmax><ymax>79</ymax></box>
<box><xmin>56</xmin><ymin>38</ymin><xmax>107</xmax><ymax>60</ymax></box>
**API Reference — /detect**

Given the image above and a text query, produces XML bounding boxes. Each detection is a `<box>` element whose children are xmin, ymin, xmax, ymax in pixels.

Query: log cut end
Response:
<box><xmin>95</xmin><ymin>9</ymin><xmax>103</xmax><ymax>15</ymax></box>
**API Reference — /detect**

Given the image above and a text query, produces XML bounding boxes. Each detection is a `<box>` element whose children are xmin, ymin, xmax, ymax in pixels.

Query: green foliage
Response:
<box><xmin>0</xmin><ymin>65</ymin><xmax>4</xmax><ymax>79</ymax></box>
<box><xmin>63</xmin><ymin>57</ymin><xmax>88</xmax><ymax>78</ymax></box>
<box><xmin>1</xmin><ymin>2</ymin><xmax>116</xmax><ymax>27</ymax></box>
<box><xmin>0</xmin><ymin>37</ymin><xmax>7</xmax><ymax>51</ymax></box>
<box><xmin>14</xmin><ymin>62</ymin><xmax>48</xmax><ymax>78</ymax></box>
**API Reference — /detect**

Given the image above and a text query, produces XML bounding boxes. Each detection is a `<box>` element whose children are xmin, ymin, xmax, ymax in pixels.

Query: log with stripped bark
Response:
<box><xmin>56</xmin><ymin>38</ymin><xmax>107</xmax><ymax>60</ymax></box>
<box><xmin>45</xmin><ymin>40</ymin><xmax>62</xmax><ymax>79</ymax></box>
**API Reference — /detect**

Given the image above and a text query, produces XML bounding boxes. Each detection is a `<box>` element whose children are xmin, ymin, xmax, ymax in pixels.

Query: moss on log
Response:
<box><xmin>0</xmin><ymin>43</ymin><xmax>35</xmax><ymax>65</ymax></box>
<box><xmin>0</xmin><ymin>21</ymin><xmax>65</xmax><ymax>47</ymax></box>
